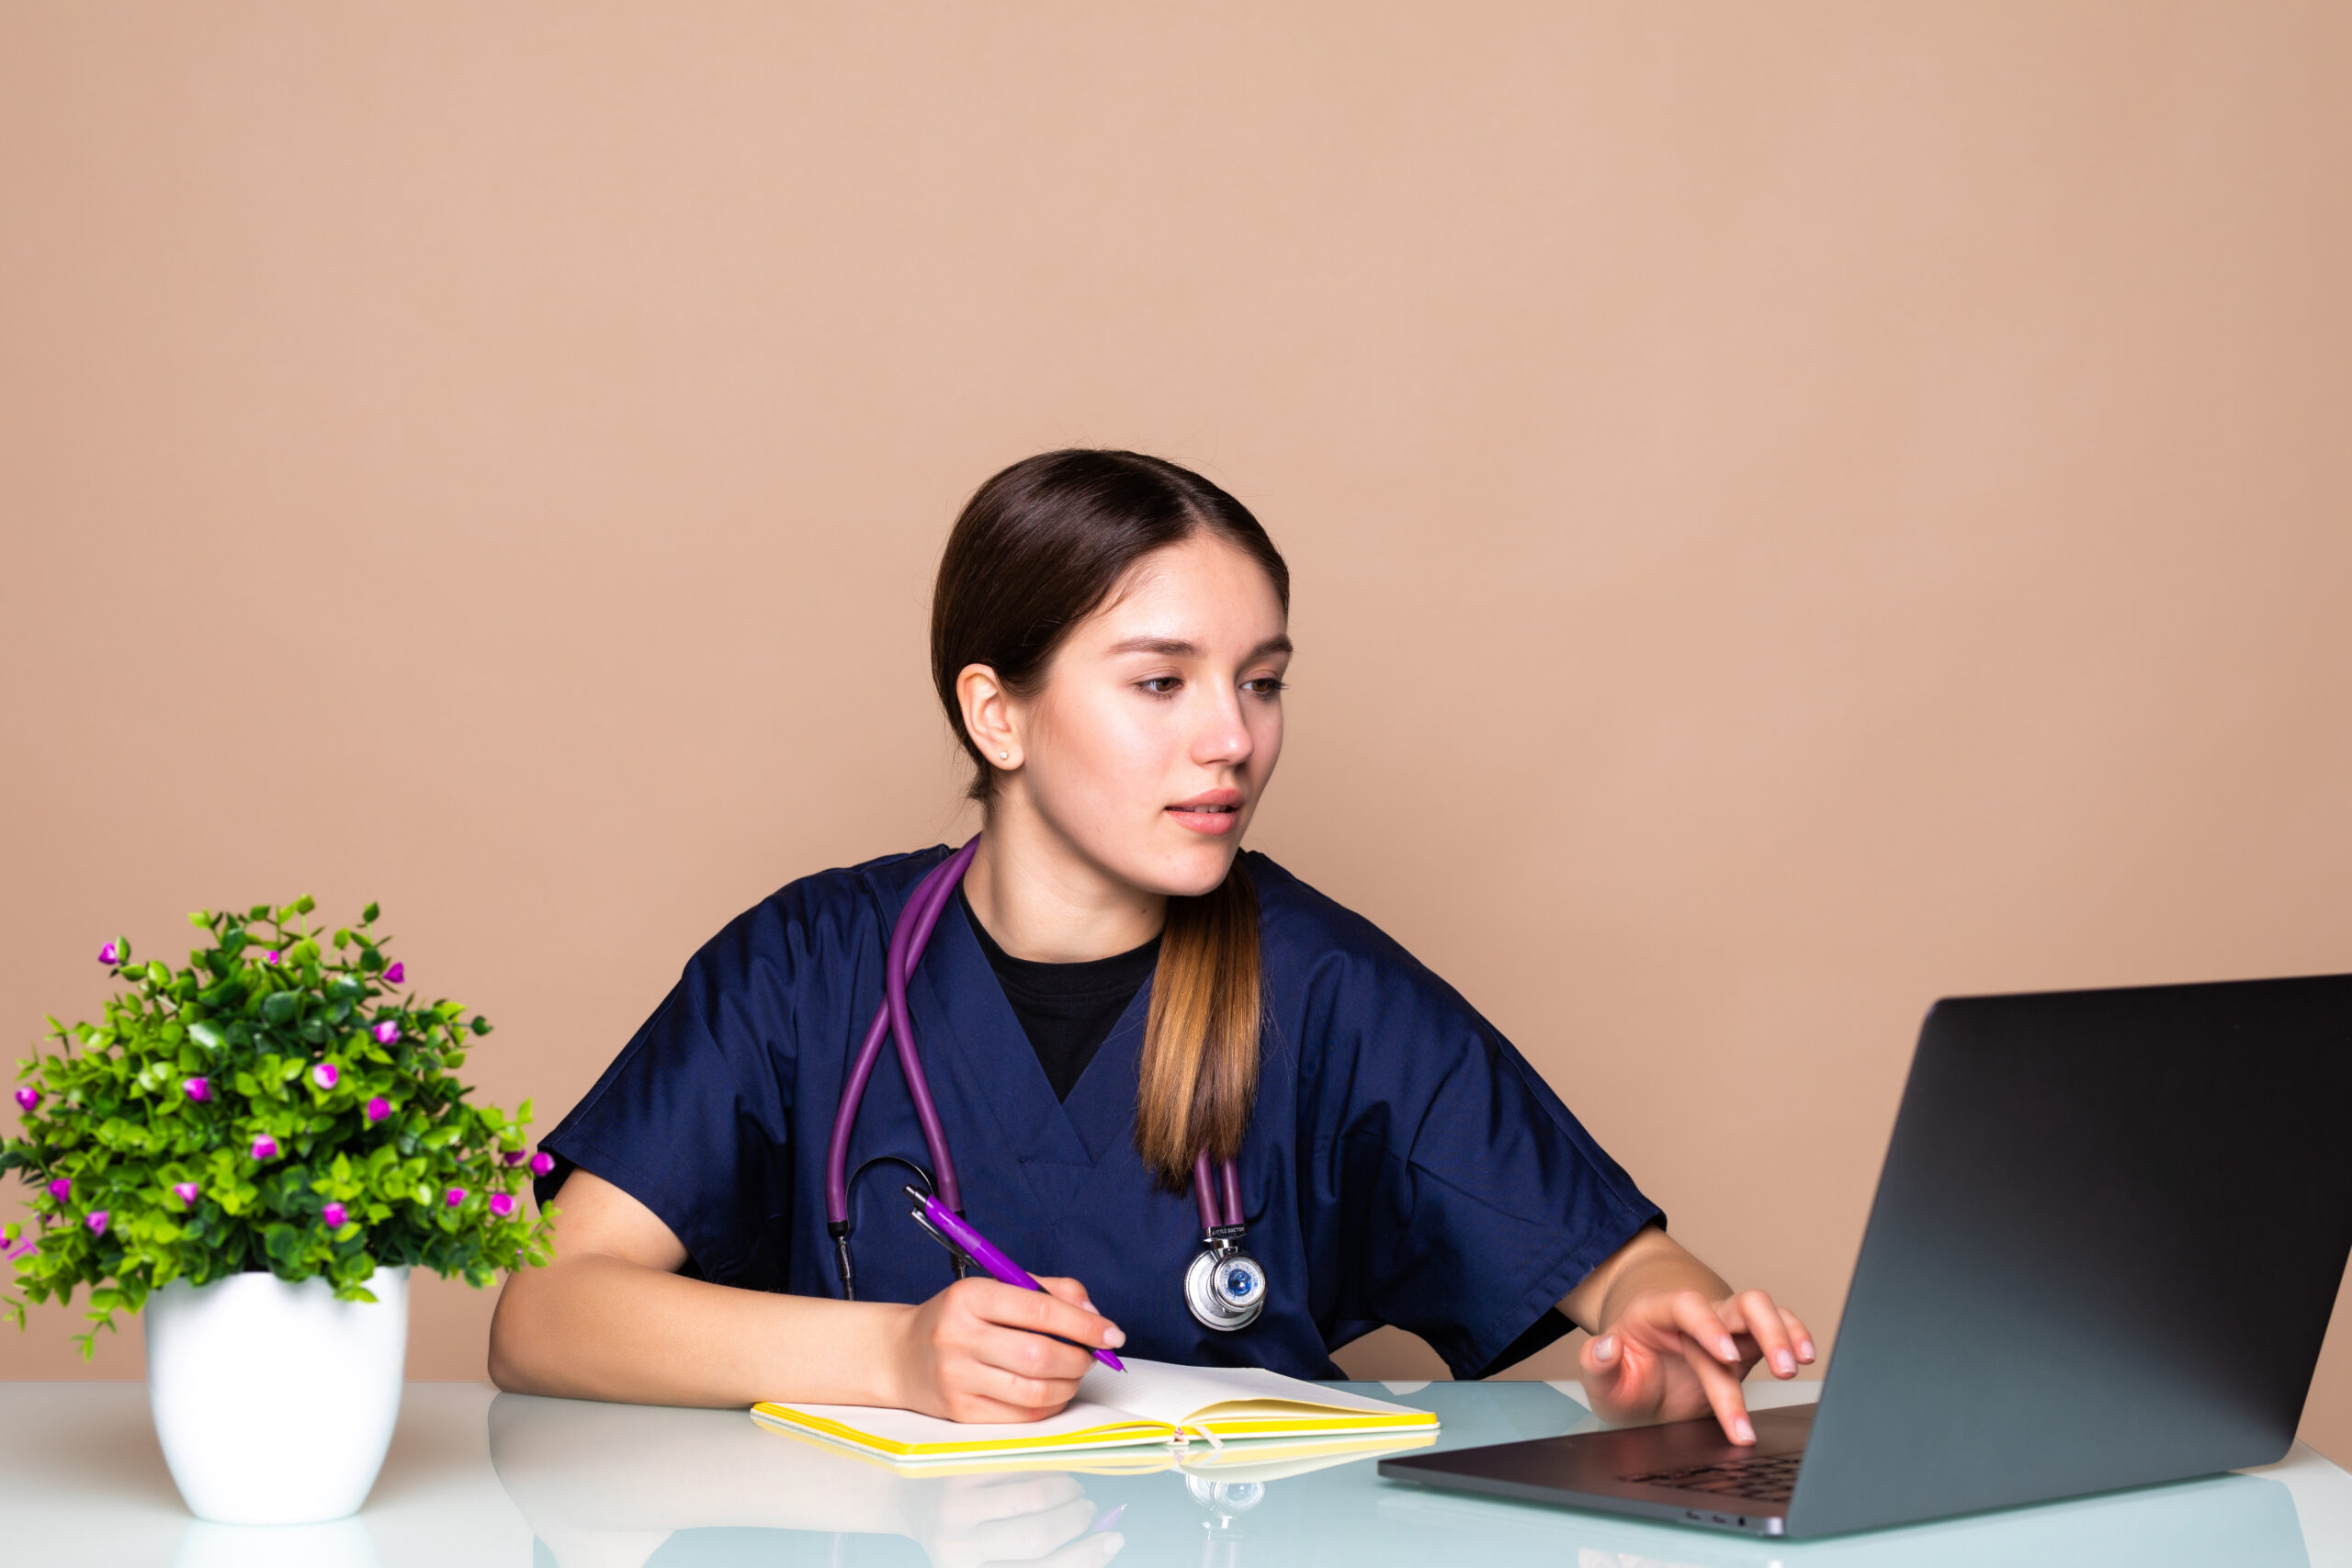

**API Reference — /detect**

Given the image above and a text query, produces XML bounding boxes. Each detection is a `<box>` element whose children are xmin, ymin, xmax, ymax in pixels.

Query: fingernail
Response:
<box><xmin>1736</xmin><ymin>1417</ymin><xmax>1755</xmax><ymax>1443</ymax></box>
<box><xmin>1081</xmin><ymin>1299</ymin><xmax>1099</xmax><ymax>1314</ymax></box>
<box><xmin>1800</xmin><ymin>1340</ymin><xmax>1816</xmax><ymax>1361</ymax></box>
<box><xmin>1103</xmin><ymin>1326</ymin><xmax>1125</xmax><ymax>1348</ymax></box>
<box><xmin>1720</xmin><ymin>1337</ymin><xmax>1738</xmax><ymax>1360</ymax></box>
<box><xmin>1099</xmin><ymin>1534</ymin><xmax>1124</xmax><ymax>1555</ymax></box>
<box><xmin>1594</xmin><ymin>1334</ymin><xmax>1616</xmax><ymax>1361</ymax></box>
<box><xmin>1773</xmin><ymin>1350</ymin><xmax>1794</xmax><ymax>1376</ymax></box>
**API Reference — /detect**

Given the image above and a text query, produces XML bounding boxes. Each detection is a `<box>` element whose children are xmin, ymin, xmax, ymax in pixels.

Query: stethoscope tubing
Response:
<box><xmin>824</xmin><ymin>836</ymin><xmax>1250</xmax><ymax>1273</ymax></box>
<box><xmin>823</xmin><ymin>837</ymin><xmax>979</xmax><ymax>1224</ymax></box>
<box><xmin>1193</xmin><ymin>1149</ymin><xmax>1244</xmax><ymax>1232</ymax></box>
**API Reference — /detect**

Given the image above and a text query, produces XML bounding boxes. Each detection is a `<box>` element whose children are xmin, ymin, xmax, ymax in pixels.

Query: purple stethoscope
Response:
<box><xmin>823</xmin><ymin>836</ymin><xmax>1267</xmax><ymax>1332</ymax></box>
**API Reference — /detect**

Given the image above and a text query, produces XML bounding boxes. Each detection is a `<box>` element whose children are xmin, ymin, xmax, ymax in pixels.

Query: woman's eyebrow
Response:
<box><xmin>1106</xmin><ymin>634</ymin><xmax>1294</xmax><ymax>660</ymax></box>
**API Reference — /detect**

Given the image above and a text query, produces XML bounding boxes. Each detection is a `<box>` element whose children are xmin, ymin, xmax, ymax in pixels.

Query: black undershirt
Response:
<box><xmin>960</xmin><ymin>888</ymin><xmax>1160</xmax><ymax>1100</ymax></box>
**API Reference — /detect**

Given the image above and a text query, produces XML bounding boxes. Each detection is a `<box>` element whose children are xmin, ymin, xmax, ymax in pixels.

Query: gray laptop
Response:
<box><xmin>1380</xmin><ymin>973</ymin><xmax>2352</xmax><ymax>1539</ymax></box>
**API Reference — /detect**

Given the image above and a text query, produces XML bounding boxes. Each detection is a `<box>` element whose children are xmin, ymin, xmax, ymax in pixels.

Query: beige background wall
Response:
<box><xmin>5</xmin><ymin>3</ymin><xmax>2348</xmax><ymax>1458</ymax></box>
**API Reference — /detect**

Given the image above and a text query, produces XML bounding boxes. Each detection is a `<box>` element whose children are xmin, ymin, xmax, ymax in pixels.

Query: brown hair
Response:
<box><xmin>931</xmin><ymin>450</ymin><xmax>1287</xmax><ymax>1190</ymax></box>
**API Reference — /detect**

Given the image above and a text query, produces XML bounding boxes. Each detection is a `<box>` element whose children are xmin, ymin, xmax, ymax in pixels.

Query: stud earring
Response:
<box><xmin>999</xmin><ymin>750</ymin><xmax>1010</xmax><ymax>761</ymax></box>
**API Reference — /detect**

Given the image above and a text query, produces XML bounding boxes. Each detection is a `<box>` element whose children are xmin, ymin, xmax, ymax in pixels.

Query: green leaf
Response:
<box><xmin>470</xmin><ymin>1018</ymin><xmax>493</xmax><ymax>1036</ymax></box>
<box><xmin>361</xmin><ymin>902</ymin><xmax>380</xmax><ymax>924</ymax></box>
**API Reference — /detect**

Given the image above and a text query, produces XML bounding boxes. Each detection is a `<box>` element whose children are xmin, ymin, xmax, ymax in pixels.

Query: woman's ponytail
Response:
<box><xmin>1135</xmin><ymin>861</ymin><xmax>1262</xmax><ymax>1190</ymax></box>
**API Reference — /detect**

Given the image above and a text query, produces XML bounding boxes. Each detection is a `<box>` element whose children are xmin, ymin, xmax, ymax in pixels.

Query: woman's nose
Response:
<box><xmin>1191</xmin><ymin>687</ymin><xmax>1253</xmax><ymax>767</ymax></box>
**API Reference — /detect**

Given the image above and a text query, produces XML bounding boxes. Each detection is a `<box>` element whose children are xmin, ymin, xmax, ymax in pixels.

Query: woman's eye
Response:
<box><xmin>1244</xmin><ymin>677</ymin><xmax>1288</xmax><ymax>696</ymax></box>
<box><xmin>1139</xmin><ymin>676</ymin><xmax>1182</xmax><ymax>695</ymax></box>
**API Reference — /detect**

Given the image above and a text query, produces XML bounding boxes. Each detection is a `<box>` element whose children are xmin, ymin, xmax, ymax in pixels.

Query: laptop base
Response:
<box><xmin>1379</xmin><ymin>1404</ymin><xmax>1813</xmax><ymax>1537</ymax></box>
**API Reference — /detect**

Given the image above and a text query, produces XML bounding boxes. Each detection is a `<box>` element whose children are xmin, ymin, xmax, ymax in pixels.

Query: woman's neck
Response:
<box><xmin>962</xmin><ymin>806</ymin><xmax>1166</xmax><ymax>963</ymax></box>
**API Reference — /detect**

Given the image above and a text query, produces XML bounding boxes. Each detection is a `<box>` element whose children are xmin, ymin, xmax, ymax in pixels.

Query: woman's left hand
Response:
<box><xmin>1577</xmin><ymin>1286</ymin><xmax>1815</xmax><ymax>1444</ymax></box>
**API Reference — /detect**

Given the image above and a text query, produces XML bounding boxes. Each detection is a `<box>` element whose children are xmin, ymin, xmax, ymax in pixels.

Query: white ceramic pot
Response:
<box><xmin>145</xmin><ymin>1266</ymin><xmax>409</xmax><ymax>1525</ymax></box>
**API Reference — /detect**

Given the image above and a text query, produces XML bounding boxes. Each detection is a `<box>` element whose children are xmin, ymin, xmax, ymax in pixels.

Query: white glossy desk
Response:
<box><xmin>3</xmin><ymin>1379</ymin><xmax>2347</xmax><ymax>1566</ymax></box>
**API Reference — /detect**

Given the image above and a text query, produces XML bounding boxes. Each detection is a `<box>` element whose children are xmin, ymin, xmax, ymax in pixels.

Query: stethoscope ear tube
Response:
<box><xmin>823</xmin><ymin>840</ymin><xmax>981</xmax><ymax>1233</ymax></box>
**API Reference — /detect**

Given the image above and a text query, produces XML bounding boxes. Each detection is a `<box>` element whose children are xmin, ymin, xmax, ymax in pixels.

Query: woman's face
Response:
<box><xmin>1006</xmin><ymin>532</ymin><xmax>1291</xmax><ymax>899</ymax></box>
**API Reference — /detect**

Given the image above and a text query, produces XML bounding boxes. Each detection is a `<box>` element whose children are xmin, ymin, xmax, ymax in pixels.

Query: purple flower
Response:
<box><xmin>322</xmin><ymin>1202</ymin><xmax>347</xmax><ymax>1228</ymax></box>
<box><xmin>502</xmin><ymin>1150</ymin><xmax>525</xmax><ymax>1167</ymax></box>
<box><xmin>183</xmin><ymin>1077</ymin><xmax>210</xmax><ymax>1102</ymax></box>
<box><xmin>488</xmin><ymin>1192</ymin><xmax>516</xmax><ymax>1218</ymax></box>
<box><xmin>46</xmin><ymin>1177</ymin><xmax>72</xmax><ymax>1202</ymax></box>
<box><xmin>265</xmin><ymin>950</ymin><xmax>282</xmax><ymax>966</ymax></box>
<box><xmin>371</xmin><ymin>1021</ymin><xmax>400</xmax><ymax>1045</ymax></box>
<box><xmin>528</xmin><ymin>1151</ymin><xmax>555</xmax><ymax>1177</ymax></box>
<box><xmin>365</xmin><ymin>1096</ymin><xmax>391</xmax><ymax>1123</ymax></box>
<box><xmin>444</xmin><ymin>1187</ymin><xmax>468</xmax><ymax>1208</ymax></box>
<box><xmin>252</xmin><ymin>1135</ymin><xmax>279</xmax><ymax>1161</ymax></box>
<box><xmin>85</xmin><ymin>1211</ymin><xmax>108</xmax><ymax>1236</ymax></box>
<box><xmin>384</xmin><ymin>962</ymin><xmax>404</xmax><ymax>985</ymax></box>
<box><xmin>97</xmin><ymin>942</ymin><xmax>119</xmax><ymax>966</ymax></box>
<box><xmin>173</xmin><ymin>1182</ymin><xmax>200</xmax><ymax>1205</ymax></box>
<box><xmin>13</xmin><ymin>1087</ymin><xmax>38</xmax><ymax>1113</ymax></box>
<box><xmin>312</xmin><ymin>1063</ymin><xmax>339</xmax><ymax>1090</ymax></box>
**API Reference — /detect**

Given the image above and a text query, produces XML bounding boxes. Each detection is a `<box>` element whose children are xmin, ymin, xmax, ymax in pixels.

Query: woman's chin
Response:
<box><xmin>1139</xmin><ymin>840</ymin><xmax>1243</xmax><ymax>899</ymax></box>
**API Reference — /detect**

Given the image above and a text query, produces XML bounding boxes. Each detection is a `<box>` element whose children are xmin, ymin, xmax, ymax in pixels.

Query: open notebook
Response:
<box><xmin>751</xmin><ymin>1358</ymin><xmax>1438</xmax><ymax>1463</ymax></box>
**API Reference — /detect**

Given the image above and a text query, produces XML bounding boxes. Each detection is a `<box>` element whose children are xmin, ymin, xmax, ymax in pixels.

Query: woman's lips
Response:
<box><xmin>1166</xmin><ymin>800</ymin><xmax>1243</xmax><ymax>836</ymax></box>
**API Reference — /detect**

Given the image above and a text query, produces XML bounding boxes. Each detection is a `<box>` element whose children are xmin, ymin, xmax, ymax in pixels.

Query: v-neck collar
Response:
<box><xmin>900</xmin><ymin>870</ymin><xmax>1150</xmax><ymax>1172</ymax></box>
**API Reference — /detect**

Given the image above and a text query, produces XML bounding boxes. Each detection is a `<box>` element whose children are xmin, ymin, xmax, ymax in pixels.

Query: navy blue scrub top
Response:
<box><xmin>538</xmin><ymin>847</ymin><xmax>1662</xmax><ymax>1381</ymax></box>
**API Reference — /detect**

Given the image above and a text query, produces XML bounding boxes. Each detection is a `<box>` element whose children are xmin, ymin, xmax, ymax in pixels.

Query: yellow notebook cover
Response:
<box><xmin>750</xmin><ymin>1358</ymin><xmax>1438</xmax><ymax>1464</ymax></box>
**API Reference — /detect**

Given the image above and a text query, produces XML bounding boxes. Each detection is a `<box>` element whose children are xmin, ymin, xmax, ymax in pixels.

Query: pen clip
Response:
<box><xmin>906</xmin><ymin>1186</ymin><xmax>975</xmax><ymax>1269</ymax></box>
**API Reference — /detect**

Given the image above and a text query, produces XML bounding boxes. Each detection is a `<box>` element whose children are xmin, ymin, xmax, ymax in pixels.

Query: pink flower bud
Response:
<box><xmin>85</xmin><ymin>1211</ymin><xmax>108</xmax><ymax>1236</ymax></box>
<box><xmin>529</xmin><ymin>1151</ymin><xmax>555</xmax><ymax>1177</ymax></box>
<box><xmin>13</xmin><ymin>1087</ymin><xmax>38</xmax><ymax>1113</ymax></box>
<box><xmin>366</xmin><ymin>1096</ymin><xmax>391</xmax><ymax>1122</ymax></box>
<box><xmin>322</xmin><ymin>1202</ymin><xmax>347</xmax><ymax>1228</ymax></box>
<box><xmin>312</xmin><ymin>1063</ymin><xmax>339</xmax><ymax>1090</ymax></box>
<box><xmin>173</xmin><ymin>1182</ymin><xmax>200</xmax><ymax>1205</ymax></box>
<box><xmin>502</xmin><ymin>1150</ymin><xmax>525</xmax><ymax>1167</ymax></box>
<box><xmin>384</xmin><ymin>962</ymin><xmax>404</xmax><ymax>985</ymax></box>
<box><xmin>183</xmin><ymin>1077</ymin><xmax>210</xmax><ymax>1102</ymax></box>
<box><xmin>97</xmin><ymin>942</ymin><xmax>119</xmax><ymax>966</ymax></box>
<box><xmin>252</xmin><ymin>1135</ymin><xmax>279</xmax><ymax>1161</ymax></box>
<box><xmin>46</xmin><ymin>1178</ymin><xmax>72</xmax><ymax>1202</ymax></box>
<box><xmin>444</xmin><ymin>1187</ymin><xmax>468</xmax><ymax>1208</ymax></box>
<box><xmin>372</xmin><ymin>1021</ymin><xmax>400</xmax><ymax>1045</ymax></box>
<box><xmin>265</xmin><ymin>950</ymin><xmax>282</xmax><ymax>966</ymax></box>
<box><xmin>488</xmin><ymin>1192</ymin><xmax>516</xmax><ymax>1218</ymax></box>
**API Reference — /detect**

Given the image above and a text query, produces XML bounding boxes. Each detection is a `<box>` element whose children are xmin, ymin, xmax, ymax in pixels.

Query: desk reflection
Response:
<box><xmin>488</xmin><ymin>1382</ymin><xmax>2311</xmax><ymax>1568</ymax></box>
<box><xmin>489</xmin><ymin>1392</ymin><xmax>1432</xmax><ymax>1568</ymax></box>
<box><xmin>490</xmin><ymin>1393</ymin><xmax>1122</xmax><ymax>1568</ymax></box>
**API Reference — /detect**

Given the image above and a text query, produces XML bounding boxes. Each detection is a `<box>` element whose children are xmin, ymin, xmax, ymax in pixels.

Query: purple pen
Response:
<box><xmin>906</xmin><ymin>1186</ymin><xmax>1126</xmax><ymax>1371</ymax></box>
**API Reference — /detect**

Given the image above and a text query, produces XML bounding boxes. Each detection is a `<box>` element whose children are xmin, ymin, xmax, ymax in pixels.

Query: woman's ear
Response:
<box><xmin>956</xmin><ymin>663</ymin><xmax>1023</xmax><ymax>772</ymax></box>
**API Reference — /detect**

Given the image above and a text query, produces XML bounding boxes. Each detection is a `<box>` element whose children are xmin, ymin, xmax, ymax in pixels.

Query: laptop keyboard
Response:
<box><xmin>1621</xmin><ymin>1450</ymin><xmax>1804</xmax><ymax>1504</ymax></box>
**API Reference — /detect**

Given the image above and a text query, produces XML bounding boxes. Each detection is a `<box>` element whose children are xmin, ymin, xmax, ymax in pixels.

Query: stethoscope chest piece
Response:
<box><xmin>1184</xmin><ymin>1224</ymin><xmax>1267</xmax><ymax>1332</ymax></box>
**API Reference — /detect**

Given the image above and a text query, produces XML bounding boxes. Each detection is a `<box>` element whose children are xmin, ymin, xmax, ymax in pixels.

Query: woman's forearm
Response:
<box><xmin>489</xmin><ymin>1249</ymin><xmax>914</xmax><ymax>1408</ymax></box>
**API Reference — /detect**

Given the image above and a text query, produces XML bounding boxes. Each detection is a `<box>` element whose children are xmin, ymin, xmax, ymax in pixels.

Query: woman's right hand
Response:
<box><xmin>889</xmin><ymin>1275</ymin><xmax>1126</xmax><ymax>1423</ymax></box>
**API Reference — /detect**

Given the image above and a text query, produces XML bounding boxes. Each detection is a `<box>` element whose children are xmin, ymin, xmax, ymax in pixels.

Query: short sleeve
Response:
<box><xmin>1295</xmin><ymin>920</ymin><xmax>1663</xmax><ymax>1379</ymax></box>
<box><xmin>537</xmin><ymin>905</ymin><xmax>801</xmax><ymax>1290</ymax></box>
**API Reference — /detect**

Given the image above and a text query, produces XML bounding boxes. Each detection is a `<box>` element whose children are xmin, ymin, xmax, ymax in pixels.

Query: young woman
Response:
<box><xmin>490</xmin><ymin>450</ymin><xmax>1813</xmax><ymax>1443</ymax></box>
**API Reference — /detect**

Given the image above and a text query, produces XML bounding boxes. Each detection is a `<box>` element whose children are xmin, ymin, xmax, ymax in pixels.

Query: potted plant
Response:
<box><xmin>2</xmin><ymin>898</ymin><xmax>554</xmax><ymax>1525</ymax></box>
